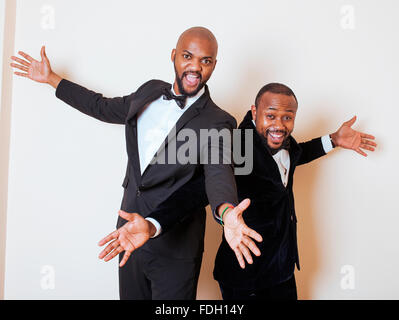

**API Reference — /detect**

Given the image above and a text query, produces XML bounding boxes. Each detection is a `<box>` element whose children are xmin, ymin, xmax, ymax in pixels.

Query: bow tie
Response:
<box><xmin>163</xmin><ymin>88</ymin><xmax>187</xmax><ymax>109</ymax></box>
<box><xmin>268</xmin><ymin>138</ymin><xmax>290</xmax><ymax>155</ymax></box>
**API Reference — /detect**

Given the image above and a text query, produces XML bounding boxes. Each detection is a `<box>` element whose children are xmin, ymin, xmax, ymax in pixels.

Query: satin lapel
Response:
<box><xmin>126</xmin><ymin>90</ymin><xmax>166</xmax><ymax>123</ymax></box>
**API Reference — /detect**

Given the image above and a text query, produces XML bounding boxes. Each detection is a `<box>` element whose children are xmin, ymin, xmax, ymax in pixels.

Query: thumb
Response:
<box><xmin>344</xmin><ymin>115</ymin><xmax>357</xmax><ymax>127</ymax></box>
<box><xmin>235</xmin><ymin>198</ymin><xmax>251</xmax><ymax>214</ymax></box>
<box><xmin>118</xmin><ymin>210</ymin><xmax>135</xmax><ymax>221</ymax></box>
<box><xmin>41</xmin><ymin>45</ymin><xmax>49</xmax><ymax>63</ymax></box>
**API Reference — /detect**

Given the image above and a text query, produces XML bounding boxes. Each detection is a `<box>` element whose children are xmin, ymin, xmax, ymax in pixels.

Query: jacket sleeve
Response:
<box><xmin>297</xmin><ymin>137</ymin><xmax>327</xmax><ymax>166</ymax></box>
<box><xmin>202</xmin><ymin>117</ymin><xmax>239</xmax><ymax>214</ymax></box>
<box><xmin>55</xmin><ymin>79</ymin><xmax>134</xmax><ymax>124</ymax></box>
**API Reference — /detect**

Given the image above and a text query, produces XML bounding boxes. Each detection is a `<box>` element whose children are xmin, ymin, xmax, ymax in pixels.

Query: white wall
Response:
<box><xmin>1</xmin><ymin>0</ymin><xmax>398</xmax><ymax>299</ymax></box>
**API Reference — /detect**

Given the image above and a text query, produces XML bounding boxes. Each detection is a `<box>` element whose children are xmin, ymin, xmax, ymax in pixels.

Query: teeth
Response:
<box><xmin>270</xmin><ymin>133</ymin><xmax>283</xmax><ymax>138</ymax></box>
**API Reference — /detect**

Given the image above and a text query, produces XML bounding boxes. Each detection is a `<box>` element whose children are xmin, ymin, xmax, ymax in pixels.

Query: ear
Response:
<box><xmin>171</xmin><ymin>49</ymin><xmax>176</xmax><ymax>63</ymax></box>
<box><xmin>251</xmin><ymin>105</ymin><xmax>257</xmax><ymax>122</ymax></box>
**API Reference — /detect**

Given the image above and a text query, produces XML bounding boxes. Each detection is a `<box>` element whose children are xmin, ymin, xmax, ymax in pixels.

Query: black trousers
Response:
<box><xmin>118</xmin><ymin>247</ymin><xmax>203</xmax><ymax>300</ymax></box>
<box><xmin>219</xmin><ymin>274</ymin><xmax>298</xmax><ymax>300</ymax></box>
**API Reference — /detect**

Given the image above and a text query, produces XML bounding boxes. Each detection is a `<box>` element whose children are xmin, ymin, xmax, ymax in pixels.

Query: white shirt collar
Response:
<box><xmin>170</xmin><ymin>83</ymin><xmax>205</xmax><ymax>109</ymax></box>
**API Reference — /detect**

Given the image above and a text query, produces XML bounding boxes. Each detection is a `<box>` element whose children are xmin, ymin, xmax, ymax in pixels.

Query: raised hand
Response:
<box><xmin>10</xmin><ymin>46</ymin><xmax>62</xmax><ymax>88</ymax></box>
<box><xmin>222</xmin><ymin>199</ymin><xmax>263</xmax><ymax>269</ymax></box>
<box><xmin>98</xmin><ymin>210</ymin><xmax>156</xmax><ymax>267</ymax></box>
<box><xmin>330</xmin><ymin>116</ymin><xmax>377</xmax><ymax>157</ymax></box>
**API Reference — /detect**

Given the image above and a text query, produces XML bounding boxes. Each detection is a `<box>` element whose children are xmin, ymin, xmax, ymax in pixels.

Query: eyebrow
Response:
<box><xmin>183</xmin><ymin>50</ymin><xmax>213</xmax><ymax>60</ymax></box>
<box><xmin>266</xmin><ymin>106</ymin><xmax>295</xmax><ymax>113</ymax></box>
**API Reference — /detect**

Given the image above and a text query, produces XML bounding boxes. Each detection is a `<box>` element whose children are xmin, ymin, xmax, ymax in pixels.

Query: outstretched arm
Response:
<box><xmin>10</xmin><ymin>46</ymin><xmax>132</xmax><ymax>124</ymax></box>
<box><xmin>298</xmin><ymin>116</ymin><xmax>377</xmax><ymax>165</ymax></box>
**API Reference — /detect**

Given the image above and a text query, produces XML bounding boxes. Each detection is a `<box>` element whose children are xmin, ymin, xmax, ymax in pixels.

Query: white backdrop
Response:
<box><xmin>1</xmin><ymin>0</ymin><xmax>398</xmax><ymax>299</ymax></box>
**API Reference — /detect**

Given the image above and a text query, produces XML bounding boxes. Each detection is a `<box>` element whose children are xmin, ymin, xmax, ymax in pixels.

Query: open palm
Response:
<box><xmin>98</xmin><ymin>211</ymin><xmax>152</xmax><ymax>267</ymax></box>
<box><xmin>332</xmin><ymin>116</ymin><xmax>377</xmax><ymax>157</ymax></box>
<box><xmin>11</xmin><ymin>46</ymin><xmax>52</xmax><ymax>83</ymax></box>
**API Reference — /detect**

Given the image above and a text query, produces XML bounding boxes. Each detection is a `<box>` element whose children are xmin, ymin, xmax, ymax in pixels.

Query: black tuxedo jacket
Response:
<box><xmin>55</xmin><ymin>79</ymin><xmax>238</xmax><ymax>259</ymax></box>
<box><xmin>149</xmin><ymin>110</ymin><xmax>327</xmax><ymax>289</ymax></box>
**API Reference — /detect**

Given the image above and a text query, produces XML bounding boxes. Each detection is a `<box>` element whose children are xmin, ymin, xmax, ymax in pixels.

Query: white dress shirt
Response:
<box><xmin>138</xmin><ymin>84</ymin><xmax>205</xmax><ymax>237</ymax></box>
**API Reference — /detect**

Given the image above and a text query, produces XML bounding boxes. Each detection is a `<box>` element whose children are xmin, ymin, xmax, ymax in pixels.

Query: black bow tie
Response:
<box><xmin>163</xmin><ymin>88</ymin><xmax>187</xmax><ymax>109</ymax></box>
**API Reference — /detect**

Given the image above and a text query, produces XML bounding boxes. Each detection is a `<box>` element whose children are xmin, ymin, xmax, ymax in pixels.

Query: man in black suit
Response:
<box><xmin>10</xmin><ymin>27</ymin><xmax>262</xmax><ymax>300</ymax></box>
<box><xmin>144</xmin><ymin>83</ymin><xmax>377</xmax><ymax>299</ymax></box>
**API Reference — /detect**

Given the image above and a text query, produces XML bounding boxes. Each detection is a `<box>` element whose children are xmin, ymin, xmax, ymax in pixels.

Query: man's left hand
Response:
<box><xmin>330</xmin><ymin>116</ymin><xmax>377</xmax><ymax>156</ymax></box>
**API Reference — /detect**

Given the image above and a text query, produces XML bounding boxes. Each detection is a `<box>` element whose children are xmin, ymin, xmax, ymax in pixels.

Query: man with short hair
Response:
<box><xmin>146</xmin><ymin>82</ymin><xmax>377</xmax><ymax>299</ymax></box>
<box><xmin>10</xmin><ymin>27</ymin><xmax>262</xmax><ymax>300</ymax></box>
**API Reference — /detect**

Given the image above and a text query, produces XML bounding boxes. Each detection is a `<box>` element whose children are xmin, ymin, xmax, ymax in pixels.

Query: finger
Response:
<box><xmin>356</xmin><ymin>148</ymin><xmax>368</xmax><ymax>157</ymax></box>
<box><xmin>118</xmin><ymin>210</ymin><xmax>135</xmax><ymax>221</ymax></box>
<box><xmin>242</xmin><ymin>236</ymin><xmax>261</xmax><ymax>257</ymax></box>
<box><xmin>235</xmin><ymin>198</ymin><xmax>251</xmax><ymax>214</ymax></box>
<box><xmin>98</xmin><ymin>239</ymin><xmax>119</xmax><ymax>259</ymax></box>
<box><xmin>243</xmin><ymin>225</ymin><xmax>263</xmax><ymax>243</ymax></box>
<box><xmin>119</xmin><ymin>250</ymin><xmax>132</xmax><ymax>267</ymax></box>
<box><xmin>233</xmin><ymin>248</ymin><xmax>246</xmax><ymax>269</ymax></box>
<box><xmin>360</xmin><ymin>133</ymin><xmax>375</xmax><ymax>140</ymax></box>
<box><xmin>11</xmin><ymin>56</ymin><xmax>30</xmax><ymax>67</ymax></box>
<box><xmin>104</xmin><ymin>246</ymin><xmax>124</xmax><ymax>262</ymax></box>
<box><xmin>239</xmin><ymin>243</ymin><xmax>253</xmax><ymax>265</ymax></box>
<box><xmin>362</xmin><ymin>139</ymin><xmax>377</xmax><ymax>147</ymax></box>
<box><xmin>18</xmin><ymin>51</ymin><xmax>34</xmax><ymax>62</ymax></box>
<box><xmin>41</xmin><ymin>45</ymin><xmax>49</xmax><ymax>63</ymax></box>
<box><xmin>344</xmin><ymin>116</ymin><xmax>356</xmax><ymax>127</ymax></box>
<box><xmin>10</xmin><ymin>63</ymin><xmax>28</xmax><ymax>72</ymax></box>
<box><xmin>98</xmin><ymin>230</ymin><xmax>119</xmax><ymax>246</ymax></box>
<box><xmin>14</xmin><ymin>72</ymin><xmax>29</xmax><ymax>78</ymax></box>
<box><xmin>360</xmin><ymin>145</ymin><xmax>375</xmax><ymax>152</ymax></box>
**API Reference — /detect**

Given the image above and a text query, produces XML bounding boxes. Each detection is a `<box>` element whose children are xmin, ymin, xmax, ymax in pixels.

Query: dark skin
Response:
<box><xmin>172</xmin><ymin>27</ymin><xmax>218</xmax><ymax>97</ymax></box>
<box><xmin>10</xmin><ymin>27</ymin><xmax>262</xmax><ymax>269</ymax></box>
<box><xmin>251</xmin><ymin>92</ymin><xmax>377</xmax><ymax>155</ymax></box>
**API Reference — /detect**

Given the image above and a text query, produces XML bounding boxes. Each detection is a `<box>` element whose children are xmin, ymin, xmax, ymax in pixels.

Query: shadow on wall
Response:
<box><xmin>294</xmin><ymin>116</ymin><xmax>332</xmax><ymax>300</ymax></box>
<box><xmin>196</xmin><ymin>207</ymin><xmax>223</xmax><ymax>300</ymax></box>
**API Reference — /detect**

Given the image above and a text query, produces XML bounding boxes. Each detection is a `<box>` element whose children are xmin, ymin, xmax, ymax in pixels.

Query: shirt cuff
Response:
<box><xmin>321</xmin><ymin>135</ymin><xmax>334</xmax><ymax>154</ymax></box>
<box><xmin>212</xmin><ymin>202</ymin><xmax>235</xmax><ymax>225</ymax></box>
<box><xmin>145</xmin><ymin>217</ymin><xmax>162</xmax><ymax>238</ymax></box>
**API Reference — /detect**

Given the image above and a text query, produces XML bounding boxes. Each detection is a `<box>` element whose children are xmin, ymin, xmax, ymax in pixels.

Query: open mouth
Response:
<box><xmin>183</xmin><ymin>72</ymin><xmax>201</xmax><ymax>88</ymax></box>
<box><xmin>267</xmin><ymin>130</ymin><xmax>286</xmax><ymax>146</ymax></box>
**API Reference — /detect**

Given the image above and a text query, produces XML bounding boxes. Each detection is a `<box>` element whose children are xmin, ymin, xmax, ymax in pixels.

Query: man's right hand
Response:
<box><xmin>221</xmin><ymin>199</ymin><xmax>263</xmax><ymax>269</ymax></box>
<box><xmin>10</xmin><ymin>46</ymin><xmax>62</xmax><ymax>88</ymax></box>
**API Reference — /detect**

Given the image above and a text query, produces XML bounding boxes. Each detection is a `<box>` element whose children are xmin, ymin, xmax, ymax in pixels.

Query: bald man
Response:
<box><xmin>10</xmin><ymin>27</ymin><xmax>262</xmax><ymax>299</ymax></box>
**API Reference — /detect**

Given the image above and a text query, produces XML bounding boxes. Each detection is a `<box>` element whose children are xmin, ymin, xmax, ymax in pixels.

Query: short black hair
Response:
<box><xmin>254</xmin><ymin>83</ymin><xmax>298</xmax><ymax>108</ymax></box>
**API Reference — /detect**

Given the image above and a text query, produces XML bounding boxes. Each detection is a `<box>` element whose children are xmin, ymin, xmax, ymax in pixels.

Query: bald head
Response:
<box><xmin>172</xmin><ymin>27</ymin><xmax>219</xmax><ymax>96</ymax></box>
<box><xmin>176</xmin><ymin>27</ymin><xmax>218</xmax><ymax>58</ymax></box>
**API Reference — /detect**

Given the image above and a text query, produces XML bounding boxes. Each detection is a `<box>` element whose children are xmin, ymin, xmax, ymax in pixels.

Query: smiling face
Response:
<box><xmin>171</xmin><ymin>28</ymin><xmax>218</xmax><ymax>96</ymax></box>
<box><xmin>251</xmin><ymin>91</ymin><xmax>298</xmax><ymax>150</ymax></box>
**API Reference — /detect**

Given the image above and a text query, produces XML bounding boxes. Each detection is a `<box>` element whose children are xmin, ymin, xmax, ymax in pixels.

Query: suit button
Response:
<box><xmin>136</xmin><ymin>189</ymin><xmax>141</xmax><ymax>196</ymax></box>
<box><xmin>291</xmin><ymin>215</ymin><xmax>293</xmax><ymax>221</ymax></box>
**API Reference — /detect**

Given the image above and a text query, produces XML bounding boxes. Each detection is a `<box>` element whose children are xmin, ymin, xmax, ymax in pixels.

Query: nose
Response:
<box><xmin>272</xmin><ymin>117</ymin><xmax>283</xmax><ymax>129</ymax></box>
<box><xmin>187</xmin><ymin>58</ymin><xmax>202</xmax><ymax>73</ymax></box>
